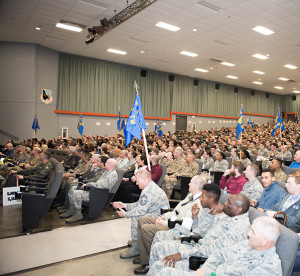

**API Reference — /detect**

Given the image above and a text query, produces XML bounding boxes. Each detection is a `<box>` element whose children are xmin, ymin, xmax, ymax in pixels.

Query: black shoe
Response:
<box><xmin>134</xmin><ymin>265</ymin><xmax>149</xmax><ymax>275</ymax></box>
<box><xmin>133</xmin><ymin>257</ymin><xmax>140</xmax><ymax>265</ymax></box>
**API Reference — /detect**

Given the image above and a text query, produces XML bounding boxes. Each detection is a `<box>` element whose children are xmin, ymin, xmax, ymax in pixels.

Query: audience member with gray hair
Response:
<box><xmin>158</xmin><ymin>216</ymin><xmax>281</xmax><ymax>276</ymax></box>
<box><xmin>60</xmin><ymin>158</ymin><xmax>118</xmax><ymax>223</ymax></box>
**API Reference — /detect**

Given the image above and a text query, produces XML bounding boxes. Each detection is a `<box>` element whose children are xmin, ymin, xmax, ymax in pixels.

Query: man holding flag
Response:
<box><xmin>77</xmin><ymin>113</ymin><xmax>83</xmax><ymax>136</ymax></box>
<box><xmin>272</xmin><ymin>107</ymin><xmax>284</xmax><ymax>137</ymax></box>
<box><xmin>155</xmin><ymin>117</ymin><xmax>163</xmax><ymax>137</ymax></box>
<box><xmin>236</xmin><ymin>104</ymin><xmax>244</xmax><ymax>140</ymax></box>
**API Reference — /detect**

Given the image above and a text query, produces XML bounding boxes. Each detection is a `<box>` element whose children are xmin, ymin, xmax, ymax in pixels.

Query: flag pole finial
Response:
<box><xmin>134</xmin><ymin>81</ymin><xmax>139</xmax><ymax>94</ymax></box>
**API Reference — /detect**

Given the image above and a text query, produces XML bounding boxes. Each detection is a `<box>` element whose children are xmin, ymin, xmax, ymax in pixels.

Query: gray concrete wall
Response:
<box><xmin>0</xmin><ymin>42</ymin><xmax>58</xmax><ymax>144</ymax></box>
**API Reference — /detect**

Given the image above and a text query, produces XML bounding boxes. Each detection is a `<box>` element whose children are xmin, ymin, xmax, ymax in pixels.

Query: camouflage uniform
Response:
<box><xmin>22</xmin><ymin>159</ymin><xmax>53</xmax><ymax>181</ymax></box>
<box><xmin>241</xmin><ymin>158</ymin><xmax>252</xmax><ymax>168</ymax></box>
<box><xmin>138</xmin><ymin>193</ymin><xmax>202</xmax><ymax>265</ymax></box>
<box><xmin>277</xmin><ymin>151</ymin><xmax>292</xmax><ymax>161</ymax></box>
<box><xmin>257</xmin><ymin>148</ymin><xmax>269</xmax><ymax>157</ymax></box>
<box><xmin>148</xmin><ymin>213</ymin><xmax>250</xmax><ymax>275</ymax></box>
<box><xmin>68</xmin><ymin>169</ymin><xmax>118</xmax><ymax>209</ymax></box>
<box><xmin>156</xmin><ymin>240</ymin><xmax>281</xmax><ymax>276</ymax></box>
<box><xmin>152</xmin><ymin>207</ymin><xmax>221</xmax><ymax>245</ymax></box>
<box><xmin>125</xmin><ymin>180</ymin><xmax>169</xmax><ymax>240</ymax></box>
<box><xmin>213</xmin><ymin>160</ymin><xmax>229</xmax><ymax>172</ymax></box>
<box><xmin>163</xmin><ymin>158</ymin><xmax>188</xmax><ymax>197</ymax></box>
<box><xmin>201</xmin><ymin>157</ymin><xmax>214</xmax><ymax>171</ymax></box>
<box><xmin>274</xmin><ymin>168</ymin><xmax>288</xmax><ymax>183</ymax></box>
<box><xmin>248</xmin><ymin>148</ymin><xmax>258</xmax><ymax>155</ymax></box>
<box><xmin>241</xmin><ymin>178</ymin><xmax>263</xmax><ymax>201</ymax></box>
<box><xmin>66</xmin><ymin>160</ymin><xmax>89</xmax><ymax>183</ymax></box>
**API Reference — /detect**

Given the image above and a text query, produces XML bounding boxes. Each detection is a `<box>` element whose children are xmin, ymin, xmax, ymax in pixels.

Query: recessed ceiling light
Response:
<box><xmin>226</xmin><ymin>75</ymin><xmax>238</xmax><ymax>79</ymax></box>
<box><xmin>252</xmin><ymin>81</ymin><xmax>263</xmax><ymax>85</ymax></box>
<box><xmin>221</xmin><ymin>62</ymin><xmax>235</xmax><ymax>67</ymax></box>
<box><xmin>194</xmin><ymin>68</ymin><xmax>209</xmax><ymax>72</ymax></box>
<box><xmin>155</xmin><ymin>22</ymin><xmax>180</xmax><ymax>32</ymax></box>
<box><xmin>56</xmin><ymin>22</ymin><xmax>82</xmax><ymax>32</ymax></box>
<box><xmin>78</xmin><ymin>0</ymin><xmax>108</xmax><ymax>10</ymax></box>
<box><xmin>252</xmin><ymin>53</ymin><xmax>269</xmax><ymax>60</ymax></box>
<box><xmin>193</xmin><ymin>29</ymin><xmax>197</xmax><ymax>32</ymax></box>
<box><xmin>278</xmin><ymin>77</ymin><xmax>289</xmax><ymax>81</ymax></box>
<box><xmin>140</xmin><ymin>50</ymin><xmax>145</xmax><ymax>54</ymax></box>
<box><xmin>274</xmin><ymin>86</ymin><xmax>284</xmax><ymax>89</ymax></box>
<box><xmin>252</xmin><ymin>26</ymin><xmax>274</xmax><ymax>35</ymax></box>
<box><xmin>252</xmin><ymin>70</ymin><xmax>265</xmax><ymax>75</ymax></box>
<box><xmin>284</xmin><ymin>64</ymin><xmax>298</xmax><ymax>69</ymax></box>
<box><xmin>107</xmin><ymin>48</ymin><xmax>127</xmax><ymax>55</ymax></box>
<box><xmin>180</xmin><ymin>51</ymin><xmax>198</xmax><ymax>57</ymax></box>
<box><xmin>293</xmin><ymin>90</ymin><xmax>300</xmax><ymax>94</ymax></box>
<box><xmin>195</xmin><ymin>1</ymin><xmax>221</xmax><ymax>13</ymax></box>
<box><xmin>35</xmin><ymin>27</ymin><xmax>41</xmax><ymax>31</ymax></box>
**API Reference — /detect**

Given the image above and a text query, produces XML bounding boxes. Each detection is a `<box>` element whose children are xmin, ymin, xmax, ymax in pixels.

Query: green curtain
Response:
<box><xmin>58</xmin><ymin>53</ymin><xmax>286</xmax><ymax>118</ymax></box>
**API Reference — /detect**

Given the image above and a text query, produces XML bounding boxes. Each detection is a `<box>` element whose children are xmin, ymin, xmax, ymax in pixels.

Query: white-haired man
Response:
<box><xmin>60</xmin><ymin>158</ymin><xmax>118</xmax><ymax>223</ymax></box>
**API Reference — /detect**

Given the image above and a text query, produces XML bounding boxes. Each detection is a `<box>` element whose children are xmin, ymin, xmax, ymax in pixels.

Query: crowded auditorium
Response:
<box><xmin>1</xmin><ymin>0</ymin><xmax>300</xmax><ymax>275</ymax></box>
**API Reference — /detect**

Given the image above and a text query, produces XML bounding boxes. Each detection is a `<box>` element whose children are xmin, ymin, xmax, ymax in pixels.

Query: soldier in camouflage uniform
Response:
<box><xmin>278</xmin><ymin>145</ymin><xmax>293</xmax><ymax>162</ymax></box>
<box><xmin>156</xmin><ymin>217</ymin><xmax>281</xmax><ymax>276</ymax></box>
<box><xmin>153</xmin><ymin>184</ymin><xmax>222</xmax><ymax>245</ymax></box>
<box><xmin>60</xmin><ymin>158</ymin><xmax>118</xmax><ymax>223</ymax></box>
<box><xmin>148</xmin><ymin>194</ymin><xmax>250</xmax><ymax>275</ymax></box>
<box><xmin>113</xmin><ymin>170</ymin><xmax>169</xmax><ymax>260</ymax></box>
<box><xmin>4</xmin><ymin>151</ymin><xmax>53</xmax><ymax>187</ymax></box>
<box><xmin>163</xmin><ymin>150</ymin><xmax>193</xmax><ymax>198</ymax></box>
<box><xmin>241</xmin><ymin>164</ymin><xmax>263</xmax><ymax>201</ymax></box>
<box><xmin>213</xmin><ymin>152</ymin><xmax>229</xmax><ymax>172</ymax></box>
<box><xmin>270</xmin><ymin>158</ymin><xmax>288</xmax><ymax>182</ymax></box>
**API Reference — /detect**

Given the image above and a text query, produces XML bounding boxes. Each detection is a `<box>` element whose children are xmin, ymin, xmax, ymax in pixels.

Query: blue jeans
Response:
<box><xmin>293</xmin><ymin>245</ymin><xmax>300</xmax><ymax>272</ymax></box>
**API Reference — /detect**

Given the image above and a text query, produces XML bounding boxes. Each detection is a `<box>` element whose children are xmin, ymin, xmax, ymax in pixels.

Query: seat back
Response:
<box><xmin>219</xmin><ymin>192</ymin><xmax>230</xmax><ymax>205</ymax></box>
<box><xmin>291</xmin><ymin>168</ymin><xmax>300</xmax><ymax>174</ymax></box>
<box><xmin>248</xmin><ymin>207</ymin><xmax>298</xmax><ymax>276</ymax></box>
<box><xmin>226</xmin><ymin>157</ymin><xmax>232</xmax><ymax>168</ymax></box>
<box><xmin>157</xmin><ymin>165</ymin><xmax>167</xmax><ymax>187</ymax></box>
<box><xmin>249</xmin><ymin>154</ymin><xmax>257</xmax><ymax>163</ymax></box>
<box><xmin>104</xmin><ymin>169</ymin><xmax>124</xmax><ymax>208</ymax></box>
<box><xmin>281</xmin><ymin>165</ymin><xmax>290</xmax><ymax>176</ymax></box>
<box><xmin>224</xmin><ymin>151</ymin><xmax>231</xmax><ymax>157</ymax></box>
<box><xmin>87</xmin><ymin>187</ymin><xmax>110</xmax><ymax>219</ymax></box>
<box><xmin>278</xmin><ymin>181</ymin><xmax>287</xmax><ymax>190</ymax></box>
<box><xmin>180</xmin><ymin>177</ymin><xmax>191</xmax><ymax>200</ymax></box>
<box><xmin>195</xmin><ymin>160</ymin><xmax>203</xmax><ymax>175</ymax></box>
<box><xmin>214</xmin><ymin>171</ymin><xmax>223</xmax><ymax>185</ymax></box>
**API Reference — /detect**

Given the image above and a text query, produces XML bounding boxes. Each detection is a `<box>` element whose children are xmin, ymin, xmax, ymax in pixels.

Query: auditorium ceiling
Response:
<box><xmin>0</xmin><ymin>0</ymin><xmax>300</xmax><ymax>95</ymax></box>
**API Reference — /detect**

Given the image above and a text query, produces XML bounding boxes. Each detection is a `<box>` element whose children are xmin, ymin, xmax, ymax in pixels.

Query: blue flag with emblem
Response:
<box><xmin>117</xmin><ymin>111</ymin><xmax>121</xmax><ymax>131</ymax></box>
<box><xmin>236</xmin><ymin>104</ymin><xmax>244</xmax><ymax>140</ymax></box>
<box><xmin>77</xmin><ymin>114</ymin><xmax>84</xmax><ymax>136</ymax></box>
<box><xmin>155</xmin><ymin>117</ymin><xmax>163</xmax><ymax>137</ymax></box>
<box><xmin>120</xmin><ymin>118</ymin><xmax>125</xmax><ymax>131</ymax></box>
<box><xmin>123</xmin><ymin>118</ymin><xmax>133</xmax><ymax>147</ymax></box>
<box><xmin>272</xmin><ymin>107</ymin><xmax>284</xmax><ymax>137</ymax></box>
<box><xmin>125</xmin><ymin>93</ymin><xmax>147</xmax><ymax>146</ymax></box>
<box><xmin>247</xmin><ymin>116</ymin><xmax>254</xmax><ymax>128</ymax></box>
<box><xmin>32</xmin><ymin>114</ymin><xmax>40</xmax><ymax>133</ymax></box>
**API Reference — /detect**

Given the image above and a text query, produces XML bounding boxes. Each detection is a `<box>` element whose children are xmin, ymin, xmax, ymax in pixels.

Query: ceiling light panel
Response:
<box><xmin>252</xmin><ymin>70</ymin><xmax>265</xmax><ymax>75</ymax></box>
<box><xmin>180</xmin><ymin>51</ymin><xmax>198</xmax><ymax>57</ymax></box>
<box><xmin>78</xmin><ymin>0</ymin><xmax>108</xmax><ymax>10</ymax></box>
<box><xmin>252</xmin><ymin>53</ymin><xmax>269</xmax><ymax>60</ymax></box>
<box><xmin>274</xmin><ymin>86</ymin><xmax>284</xmax><ymax>89</ymax></box>
<box><xmin>293</xmin><ymin>90</ymin><xmax>300</xmax><ymax>94</ymax></box>
<box><xmin>278</xmin><ymin>77</ymin><xmax>289</xmax><ymax>81</ymax></box>
<box><xmin>252</xmin><ymin>26</ymin><xmax>274</xmax><ymax>35</ymax></box>
<box><xmin>226</xmin><ymin>75</ymin><xmax>238</xmax><ymax>79</ymax></box>
<box><xmin>252</xmin><ymin>81</ymin><xmax>263</xmax><ymax>85</ymax></box>
<box><xmin>107</xmin><ymin>49</ymin><xmax>127</xmax><ymax>55</ymax></box>
<box><xmin>155</xmin><ymin>22</ymin><xmax>180</xmax><ymax>32</ymax></box>
<box><xmin>284</xmin><ymin>64</ymin><xmax>298</xmax><ymax>69</ymax></box>
<box><xmin>221</xmin><ymin>61</ymin><xmax>235</xmax><ymax>67</ymax></box>
<box><xmin>194</xmin><ymin>68</ymin><xmax>208</xmax><ymax>72</ymax></box>
<box><xmin>56</xmin><ymin>22</ymin><xmax>82</xmax><ymax>32</ymax></box>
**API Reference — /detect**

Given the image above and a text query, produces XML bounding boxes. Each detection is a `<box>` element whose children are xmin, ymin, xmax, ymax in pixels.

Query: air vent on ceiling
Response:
<box><xmin>288</xmin><ymin>79</ymin><xmax>296</xmax><ymax>83</ymax></box>
<box><xmin>209</xmin><ymin>58</ymin><xmax>222</xmax><ymax>63</ymax></box>
<box><xmin>213</xmin><ymin>40</ymin><xmax>231</xmax><ymax>47</ymax></box>
<box><xmin>195</xmin><ymin>1</ymin><xmax>221</xmax><ymax>13</ymax></box>
<box><xmin>78</xmin><ymin>0</ymin><xmax>108</xmax><ymax>10</ymax></box>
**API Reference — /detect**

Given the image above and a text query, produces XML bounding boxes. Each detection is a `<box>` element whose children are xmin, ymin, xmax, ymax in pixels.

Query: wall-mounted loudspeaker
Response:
<box><xmin>169</xmin><ymin>75</ymin><xmax>175</xmax><ymax>82</ymax></box>
<box><xmin>140</xmin><ymin>69</ymin><xmax>147</xmax><ymax>77</ymax></box>
<box><xmin>194</xmin><ymin>79</ymin><xmax>199</xmax><ymax>86</ymax></box>
<box><xmin>215</xmin><ymin>83</ymin><xmax>220</xmax><ymax>90</ymax></box>
<box><xmin>251</xmin><ymin>90</ymin><xmax>255</xmax><ymax>96</ymax></box>
<box><xmin>292</xmin><ymin>95</ymin><xmax>296</xmax><ymax>101</ymax></box>
<box><xmin>234</xmin><ymin>87</ymin><xmax>238</xmax><ymax>93</ymax></box>
<box><xmin>266</xmin><ymin>93</ymin><xmax>270</xmax><ymax>98</ymax></box>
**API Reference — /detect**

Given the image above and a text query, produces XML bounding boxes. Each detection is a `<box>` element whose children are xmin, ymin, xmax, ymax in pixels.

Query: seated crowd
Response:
<box><xmin>1</xmin><ymin>120</ymin><xmax>300</xmax><ymax>275</ymax></box>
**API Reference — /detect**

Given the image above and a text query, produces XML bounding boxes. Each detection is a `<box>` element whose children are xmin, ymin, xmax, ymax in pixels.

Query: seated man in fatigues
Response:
<box><xmin>148</xmin><ymin>194</ymin><xmax>250</xmax><ymax>275</ymax></box>
<box><xmin>134</xmin><ymin>175</ymin><xmax>206</xmax><ymax>274</ymax></box>
<box><xmin>113</xmin><ymin>170</ymin><xmax>169</xmax><ymax>260</ymax></box>
<box><xmin>157</xmin><ymin>216</ymin><xmax>281</xmax><ymax>276</ymax></box>
<box><xmin>60</xmin><ymin>158</ymin><xmax>118</xmax><ymax>223</ymax></box>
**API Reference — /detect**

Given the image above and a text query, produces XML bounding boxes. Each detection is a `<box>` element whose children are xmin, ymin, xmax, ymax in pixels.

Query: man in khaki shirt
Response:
<box><xmin>269</xmin><ymin>158</ymin><xmax>288</xmax><ymax>183</ymax></box>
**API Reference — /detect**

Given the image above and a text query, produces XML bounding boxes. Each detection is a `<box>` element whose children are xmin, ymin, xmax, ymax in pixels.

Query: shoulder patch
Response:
<box><xmin>140</xmin><ymin>194</ymin><xmax>148</xmax><ymax>206</ymax></box>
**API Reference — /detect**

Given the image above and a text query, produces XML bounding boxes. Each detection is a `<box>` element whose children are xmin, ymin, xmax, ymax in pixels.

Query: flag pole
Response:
<box><xmin>135</xmin><ymin>81</ymin><xmax>151</xmax><ymax>171</ymax></box>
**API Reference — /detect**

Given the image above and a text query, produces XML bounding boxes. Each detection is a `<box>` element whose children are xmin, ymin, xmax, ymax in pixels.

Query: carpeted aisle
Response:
<box><xmin>0</xmin><ymin>218</ymin><xmax>131</xmax><ymax>275</ymax></box>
